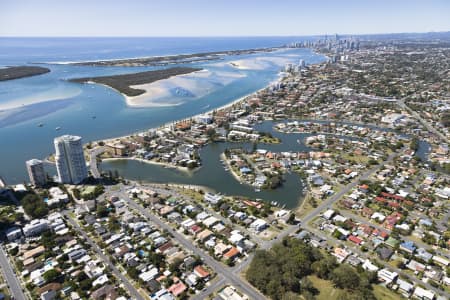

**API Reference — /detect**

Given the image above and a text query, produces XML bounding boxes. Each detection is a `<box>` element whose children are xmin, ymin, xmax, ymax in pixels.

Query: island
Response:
<box><xmin>70</xmin><ymin>47</ymin><xmax>279</xmax><ymax>67</ymax></box>
<box><xmin>69</xmin><ymin>66</ymin><xmax>202</xmax><ymax>97</ymax></box>
<box><xmin>0</xmin><ymin>66</ymin><xmax>50</xmax><ymax>81</ymax></box>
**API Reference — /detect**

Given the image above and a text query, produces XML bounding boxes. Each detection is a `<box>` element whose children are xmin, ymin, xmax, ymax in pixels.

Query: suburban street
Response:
<box><xmin>134</xmin><ymin>183</ymin><xmax>268</xmax><ymax>247</ymax></box>
<box><xmin>302</xmin><ymin>150</ymin><xmax>399</xmax><ymax>225</ymax></box>
<box><xmin>121</xmin><ymin>194</ymin><xmax>268</xmax><ymax>300</ymax></box>
<box><xmin>304</xmin><ymin>226</ymin><xmax>450</xmax><ymax>298</ymax></box>
<box><xmin>192</xmin><ymin>275</ymin><xmax>226</xmax><ymax>300</ymax></box>
<box><xmin>64</xmin><ymin>213</ymin><xmax>145</xmax><ymax>300</ymax></box>
<box><xmin>0</xmin><ymin>246</ymin><xmax>27</xmax><ymax>300</ymax></box>
<box><xmin>397</xmin><ymin>99</ymin><xmax>447</xmax><ymax>143</ymax></box>
<box><xmin>338</xmin><ymin>210</ymin><xmax>450</xmax><ymax>261</ymax></box>
<box><xmin>293</xmin><ymin>145</ymin><xmax>450</xmax><ymax>298</ymax></box>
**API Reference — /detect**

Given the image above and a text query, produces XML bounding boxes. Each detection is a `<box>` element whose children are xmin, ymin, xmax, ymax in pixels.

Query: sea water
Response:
<box><xmin>0</xmin><ymin>37</ymin><xmax>326</xmax><ymax>183</ymax></box>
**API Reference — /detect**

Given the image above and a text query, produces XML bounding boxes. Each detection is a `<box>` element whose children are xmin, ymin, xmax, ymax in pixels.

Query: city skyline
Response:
<box><xmin>1</xmin><ymin>0</ymin><xmax>449</xmax><ymax>37</ymax></box>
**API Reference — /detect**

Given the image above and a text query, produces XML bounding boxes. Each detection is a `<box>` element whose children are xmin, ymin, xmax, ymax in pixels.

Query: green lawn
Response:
<box><xmin>373</xmin><ymin>284</ymin><xmax>401</xmax><ymax>300</ymax></box>
<box><xmin>308</xmin><ymin>275</ymin><xmax>343</xmax><ymax>300</ymax></box>
<box><xmin>308</xmin><ymin>275</ymin><xmax>401</xmax><ymax>300</ymax></box>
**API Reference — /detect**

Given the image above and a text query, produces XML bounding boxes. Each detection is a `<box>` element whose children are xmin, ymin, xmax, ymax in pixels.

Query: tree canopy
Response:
<box><xmin>246</xmin><ymin>238</ymin><xmax>376</xmax><ymax>300</ymax></box>
<box><xmin>21</xmin><ymin>193</ymin><xmax>48</xmax><ymax>219</ymax></box>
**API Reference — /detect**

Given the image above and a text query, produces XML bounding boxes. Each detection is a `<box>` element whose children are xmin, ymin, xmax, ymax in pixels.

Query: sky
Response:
<box><xmin>0</xmin><ymin>0</ymin><xmax>449</xmax><ymax>37</ymax></box>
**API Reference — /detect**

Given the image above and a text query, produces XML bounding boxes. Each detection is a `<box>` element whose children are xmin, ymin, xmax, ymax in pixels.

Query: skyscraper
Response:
<box><xmin>26</xmin><ymin>159</ymin><xmax>46</xmax><ymax>187</ymax></box>
<box><xmin>54</xmin><ymin>135</ymin><xmax>88</xmax><ymax>184</ymax></box>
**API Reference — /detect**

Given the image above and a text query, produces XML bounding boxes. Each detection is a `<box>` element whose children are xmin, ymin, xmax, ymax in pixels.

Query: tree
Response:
<box><xmin>43</xmin><ymin>269</ymin><xmax>60</xmax><ymax>282</ymax></box>
<box><xmin>41</xmin><ymin>230</ymin><xmax>56</xmax><ymax>249</ymax></box>
<box><xmin>311</xmin><ymin>256</ymin><xmax>337</xmax><ymax>279</ymax></box>
<box><xmin>96</xmin><ymin>203</ymin><xmax>109</xmax><ymax>218</ymax></box>
<box><xmin>331</xmin><ymin>264</ymin><xmax>360</xmax><ymax>290</ymax></box>
<box><xmin>287</xmin><ymin>213</ymin><xmax>296</xmax><ymax>225</ymax></box>
<box><xmin>205</xmin><ymin>128</ymin><xmax>216</xmax><ymax>141</ymax></box>
<box><xmin>246</xmin><ymin>238</ymin><xmax>322</xmax><ymax>300</ymax></box>
<box><xmin>72</xmin><ymin>188</ymin><xmax>81</xmax><ymax>199</ymax></box>
<box><xmin>127</xmin><ymin>267</ymin><xmax>139</xmax><ymax>280</ymax></box>
<box><xmin>108</xmin><ymin>215</ymin><xmax>121</xmax><ymax>231</ymax></box>
<box><xmin>21</xmin><ymin>193</ymin><xmax>48</xmax><ymax>219</ymax></box>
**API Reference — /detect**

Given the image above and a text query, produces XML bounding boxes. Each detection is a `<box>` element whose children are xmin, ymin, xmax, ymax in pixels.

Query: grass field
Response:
<box><xmin>308</xmin><ymin>275</ymin><xmax>343</xmax><ymax>300</ymax></box>
<box><xmin>373</xmin><ymin>284</ymin><xmax>401</xmax><ymax>300</ymax></box>
<box><xmin>308</xmin><ymin>275</ymin><xmax>401</xmax><ymax>300</ymax></box>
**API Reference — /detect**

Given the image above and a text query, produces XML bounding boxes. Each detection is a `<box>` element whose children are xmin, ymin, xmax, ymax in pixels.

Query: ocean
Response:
<box><xmin>0</xmin><ymin>37</ymin><xmax>326</xmax><ymax>183</ymax></box>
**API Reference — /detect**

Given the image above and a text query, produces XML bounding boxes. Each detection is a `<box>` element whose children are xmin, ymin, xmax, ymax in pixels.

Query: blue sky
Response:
<box><xmin>0</xmin><ymin>0</ymin><xmax>449</xmax><ymax>36</ymax></box>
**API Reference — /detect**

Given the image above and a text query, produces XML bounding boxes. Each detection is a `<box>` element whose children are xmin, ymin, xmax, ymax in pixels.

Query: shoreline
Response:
<box><xmin>102</xmin><ymin>157</ymin><xmax>193</xmax><ymax>174</ymax></box>
<box><xmin>82</xmin><ymin>50</ymin><xmax>326</xmax><ymax>209</ymax></box>
<box><xmin>220</xmin><ymin>153</ymin><xmax>249</xmax><ymax>186</ymax></box>
<box><xmin>88</xmin><ymin>75</ymin><xmax>281</xmax><ymax>147</ymax></box>
<box><xmin>66</xmin><ymin>46</ymin><xmax>281</xmax><ymax>67</ymax></box>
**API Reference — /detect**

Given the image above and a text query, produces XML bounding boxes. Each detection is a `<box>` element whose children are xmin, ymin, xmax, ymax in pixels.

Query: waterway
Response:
<box><xmin>100</xmin><ymin>120</ymin><xmax>431</xmax><ymax>209</ymax></box>
<box><xmin>0</xmin><ymin>37</ymin><xmax>326</xmax><ymax>183</ymax></box>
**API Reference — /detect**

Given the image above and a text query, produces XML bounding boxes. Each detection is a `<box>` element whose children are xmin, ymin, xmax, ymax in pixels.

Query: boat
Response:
<box><xmin>254</xmin><ymin>188</ymin><xmax>261</xmax><ymax>192</ymax></box>
<box><xmin>55</xmin><ymin>127</ymin><xmax>61</xmax><ymax>131</ymax></box>
<box><xmin>37</xmin><ymin>123</ymin><xmax>44</xmax><ymax>127</ymax></box>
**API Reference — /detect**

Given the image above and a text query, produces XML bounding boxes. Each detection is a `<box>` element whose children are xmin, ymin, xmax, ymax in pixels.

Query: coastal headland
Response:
<box><xmin>0</xmin><ymin>66</ymin><xmax>50</xmax><ymax>81</ymax></box>
<box><xmin>70</xmin><ymin>47</ymin><xmax>279</xmax><ymax>67</ymax></box>
<box><xmin>69</xmin><ymin>67</ymin><xmax>202</xmax><ymax>97</ymax></box>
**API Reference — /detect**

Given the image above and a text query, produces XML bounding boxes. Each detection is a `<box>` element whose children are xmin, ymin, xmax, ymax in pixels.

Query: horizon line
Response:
<box><xmin>1</xmin><ymin>30</ymin><xmax>449</xmax><ymax>39</ymax></box>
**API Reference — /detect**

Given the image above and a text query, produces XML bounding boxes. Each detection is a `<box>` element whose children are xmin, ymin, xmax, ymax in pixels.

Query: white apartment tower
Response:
<box><xmin>54</xmin><ymin>135</ymin><xmax>88</xmax><ymax>184</ymax></box>
<box><xmin>26</xmin><ymin>159</ymin><xmax>46</xmax><ymax>187</ymax></box>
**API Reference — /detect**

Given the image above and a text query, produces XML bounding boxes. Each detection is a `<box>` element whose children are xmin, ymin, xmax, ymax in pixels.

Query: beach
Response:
<box><xmin>0</xmin><ymin>41</ymin><xmax>326</xmax><ymax>184</ymax></box>
<box><xmin>123</xmin><ymin>69</ymin><xmax>246</xmax><ymax>108</ymax></box>
<box><xmin>91</xmin><ymin>71</ymin><xmax>283</xmax><ymax>149</ymax></box>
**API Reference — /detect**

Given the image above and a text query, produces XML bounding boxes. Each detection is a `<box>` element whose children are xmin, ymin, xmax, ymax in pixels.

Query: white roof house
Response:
<box><xmin>377</xmin><ymin>268</ymin><xmax>398</xmax><ymax>284</ymax></box>
<box><xmin>323</xmin><ymin>209</ymin><xmax>335</xmax><ymax>220</ymax></box>
<box><xmin>139</xmin><ymin>267</ymin><xmax>159</xmax><ymax>282</ymax></box>
<box><xmin>413</xmin><ymin>287</ymin><xmax>435</xmax><ymax>300</ymax></box>
<box><xmin>203</xmin><ymin>216</ymin><xmax>220</xmax><ymax>228</ymax></box>
<box><xmin>362</xmin><ymin>259</ymin><xmax>379</xmax><ymax>272</ymax></box>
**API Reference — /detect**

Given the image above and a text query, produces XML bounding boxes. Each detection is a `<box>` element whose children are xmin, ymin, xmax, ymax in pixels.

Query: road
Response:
<box><xmin>291</xmin><ymin>145</ymin><xmax>450</xmax><ymax>298</ymax></box>
<box><xmin>304</xmin><ymin>225</ymin><xmax>450</xmax><ymax>299</ymax></box>
<box><xmin>122</xmin><ymin>195</ymin><xmax>267</xmax><ymax>300</ymax></box>
<box><xmin>338</xmin><ymin>210</ymin><xmax>450</xmax><ymax>261</ymax></box>
<box><xmin>64</xmin><ymin>213</ymin><xmax>144</xmax><ymax>300</ymax></box>
<box><xmin>192</xmin><ymin>275</ymin><xmax>226</xmax><ymax>300</ymax></box>
<box><xmin>0</xmin><ymin>246</ymin><xmax>27</xmax><ymax>300</ymax></box>
<box><xmin>397</xmin><ymin>100</ymin><xmax>447</xmax><ymax>143</ymax></box>
<box><xmin>302</xmin><ymin>150</ymin><xmax>399</xmax><ymax>225</ymax></box>
<box><xmin>89</xmin><ymin>147</ymin><xmax>106</xmax><ymax>179</ymax></box>
<box><xmin>133</xmin><ymin>183</ymin><xmax>268</xmax><ymax>248</ymax></box>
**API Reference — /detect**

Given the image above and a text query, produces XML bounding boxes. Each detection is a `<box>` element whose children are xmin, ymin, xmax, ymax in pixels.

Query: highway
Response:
<box><xmin>0</xmin><ymin>246</ymin><xmax>26</xmax><ymax>300</ymax></box>
<box><xmin>64</xmin><ymin>213</ymin><xmax>144</xmax><ymax>300</ymax></box>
